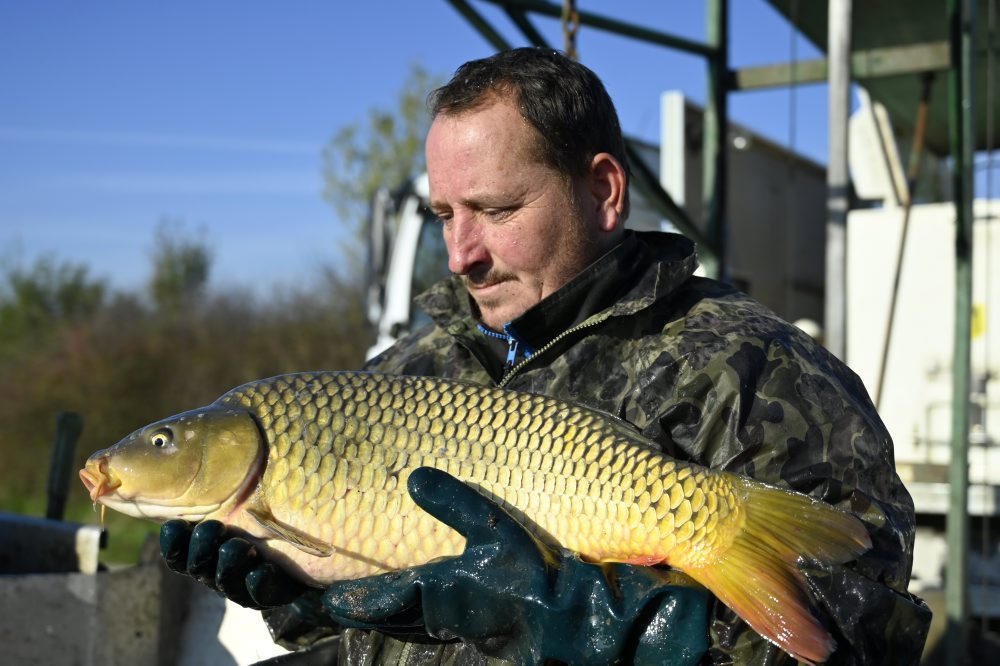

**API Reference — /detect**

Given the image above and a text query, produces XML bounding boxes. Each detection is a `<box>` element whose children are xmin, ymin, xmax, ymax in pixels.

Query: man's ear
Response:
<box><xmin>587</xmin><ymin>152</ymin><xmax>627</xmax><ymax>233</ymax></box>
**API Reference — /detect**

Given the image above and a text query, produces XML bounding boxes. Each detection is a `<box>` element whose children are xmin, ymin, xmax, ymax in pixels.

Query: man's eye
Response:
<box><xmin>485</xmin><ymin>207</ymin><xmax>515</xmax><ymax>220</ymax></box>
<box><xmin>427</xmin><ymin>207</ymin><xmax>450</xmax><ymax>222</ymax></box>
<box><xmin>421</xmin><ymin>205</ymin><xmax>442</xmax><ymax>219</ymax></box>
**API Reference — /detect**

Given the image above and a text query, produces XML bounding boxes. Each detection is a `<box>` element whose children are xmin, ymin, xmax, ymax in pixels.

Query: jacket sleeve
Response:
<box><xmin>639</xmin><ymin>317</ymin><xmax>931</xmax><ymax>664</ymax></box>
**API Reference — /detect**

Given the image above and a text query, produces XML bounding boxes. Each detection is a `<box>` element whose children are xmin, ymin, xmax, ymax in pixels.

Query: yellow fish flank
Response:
<box><xmin>81</xmin><ymin>371</ymin><xmax>870</xmax><ymax>665</ymax></box>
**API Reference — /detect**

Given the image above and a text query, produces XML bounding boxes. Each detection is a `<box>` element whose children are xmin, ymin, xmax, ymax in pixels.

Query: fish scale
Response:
<box><xmin>82</xmin><ymin>370</ymin><xmax>873</xmax><ymax>665</ymax></box>
<box><xmin>222</xmin><ymin>372</ymin><xmax>738</xmax><ymax>574</ymax></box>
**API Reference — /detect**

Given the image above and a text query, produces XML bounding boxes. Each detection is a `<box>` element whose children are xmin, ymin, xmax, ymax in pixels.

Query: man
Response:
<box><xmin>162</xmin><ymin>48</ymin><xmax>930</xmax><ymax>664</ymax></box>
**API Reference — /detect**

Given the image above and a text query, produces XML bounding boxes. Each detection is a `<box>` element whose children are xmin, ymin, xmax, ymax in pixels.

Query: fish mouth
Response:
<box><xmin>79</xmin><ymin>457</ymin><xmax>121</xmax><ymax>503</ymax></box>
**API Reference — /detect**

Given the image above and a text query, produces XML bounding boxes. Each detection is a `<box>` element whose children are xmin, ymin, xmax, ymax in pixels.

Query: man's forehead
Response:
<box><xmin>427</xmin><ymin>105</ymin><xmax>542</xmax><ymax>184</ymax></box>
<box><xmin>429</xmin><ymin>96</ymin><xmax>530</xmax><ymax>142</ymax></box>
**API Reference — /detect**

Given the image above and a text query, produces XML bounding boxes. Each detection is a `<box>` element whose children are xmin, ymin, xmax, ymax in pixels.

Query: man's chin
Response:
<box><xmin>469</xmin><ymin>282</ymin><xmax>538</xmax><ymax>330</ymax></box>
<box><xmin>476</xmin><ymin>302</ymin><xmax>528</xmax><ymax>331</ymax></box>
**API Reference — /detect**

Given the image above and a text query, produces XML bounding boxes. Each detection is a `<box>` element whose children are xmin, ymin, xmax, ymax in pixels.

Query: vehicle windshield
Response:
<box><xmin>410</xmin><ymin>207</ymin><xmax>450</xmax><ymax>329</ymax></box>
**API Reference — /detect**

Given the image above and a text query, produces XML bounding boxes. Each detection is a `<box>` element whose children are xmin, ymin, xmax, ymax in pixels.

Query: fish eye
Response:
<box><xmin>150</xmin><ymin>429</ymin><xmax>173</xmax><ymax>448</ymax></box>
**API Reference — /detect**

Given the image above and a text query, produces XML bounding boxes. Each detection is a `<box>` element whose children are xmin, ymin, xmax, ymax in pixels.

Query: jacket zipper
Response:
<box><xmin>497</xmin><ymin>313</ymin><xmax>610</xmax><ymax>388</ymax></box>
<box><xmin>477</xmin><ymin>323</ymin><xmax>535</xmax><ymax>375</ymax></box>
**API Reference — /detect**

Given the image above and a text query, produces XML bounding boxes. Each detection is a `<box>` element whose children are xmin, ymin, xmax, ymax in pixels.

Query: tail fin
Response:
<box><xmin>683</xmin><ymin>476</ymin><xmax>871</xmax><ymax>665</ymax></box>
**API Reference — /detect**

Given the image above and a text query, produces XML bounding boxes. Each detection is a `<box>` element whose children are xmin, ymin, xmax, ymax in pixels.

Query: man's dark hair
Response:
<box><xmin>429</xmin><ymin>47</ymin><xmax>631</xmax><ymax>218</ymax></box>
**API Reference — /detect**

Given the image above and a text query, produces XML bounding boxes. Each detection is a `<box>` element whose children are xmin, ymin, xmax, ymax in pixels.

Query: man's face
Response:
<box><xmin>426</xmin><ymin>98</ymin><xmax>603</xmax><ymax>330</ymax></box>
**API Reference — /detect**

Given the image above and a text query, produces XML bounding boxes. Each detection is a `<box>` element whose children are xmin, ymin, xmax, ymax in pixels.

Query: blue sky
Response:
<box><xmin>1</xmin><ymin>1</ymin><xmax>833</xmax><ymax>296</ymax></box>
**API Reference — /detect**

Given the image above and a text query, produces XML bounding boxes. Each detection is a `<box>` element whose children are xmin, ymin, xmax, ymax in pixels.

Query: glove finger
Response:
<box><xmin>408</xmin><ymin>467</ymin><xmax>540</xmax><ymax>552</ymax></box>
<box><xmin>160</xmin><ymin>520</ymin><xmax>193</xmax><ymax>574</ymax></box>
<box><xmin>601</xmin><ymin>564</ymin><xmax>703</xmax><ymax>605</ymax></box>
<box><xmin>323</xmin><ymin>569</ymin><xmax>426</xmax><ymax>629</ymax></box>
<box><xmin>186</xmin><ymin>520</ymin><xmax>228</xmax><ymax>586</ymax></box>
<box><xmin>246</xmin><ymin>562</ymin><xmax>308</xmax><ymax>608</ymax></box>
<box><xmin>215</xmin><ymin>537</ymin><xmax>261</xmax><ymax>608</ymax></box>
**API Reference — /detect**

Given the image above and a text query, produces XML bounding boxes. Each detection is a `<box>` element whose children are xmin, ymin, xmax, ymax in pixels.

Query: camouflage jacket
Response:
<box><xmin>326</xmin><ymin>231</ymin><xmax>930</xmax><ymax>665</ymax></box>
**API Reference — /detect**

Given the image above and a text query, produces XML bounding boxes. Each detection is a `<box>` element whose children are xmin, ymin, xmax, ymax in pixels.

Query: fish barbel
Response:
<box><xmin>80</xmin><ymin>371</ymin><xmax>870</xmax><ymax>664</ymax></box>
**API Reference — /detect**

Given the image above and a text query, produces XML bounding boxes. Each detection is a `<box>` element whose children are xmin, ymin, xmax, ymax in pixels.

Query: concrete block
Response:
<box><xmin>0</xmin><ymin>564</ymin><xmax>162</xmax><ymax>666</ymax></box>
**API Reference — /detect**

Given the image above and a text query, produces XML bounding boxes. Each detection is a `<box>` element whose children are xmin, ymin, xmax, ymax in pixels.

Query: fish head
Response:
<box><xmin>79</xmin><ymin>404</ymin><xmax>264</xmax><ymax>522</ymax></box>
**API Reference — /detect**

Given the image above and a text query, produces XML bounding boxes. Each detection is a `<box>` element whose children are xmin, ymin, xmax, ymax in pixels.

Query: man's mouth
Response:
<box><xmin>469</xmin><ymin>280</ymin><xmax>501</xmax><ymax>291</ymax></box>
<box><xmin>463</xmin><ymin>271</ymin><xmax>515</xmax><ymax>291</ymax></box>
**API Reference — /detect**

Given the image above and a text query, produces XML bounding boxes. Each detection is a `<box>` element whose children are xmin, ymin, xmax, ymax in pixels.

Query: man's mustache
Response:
<box><xmin>460</xmin><ymin>269</ymin><xmax>517</xmax><ymax>289</ymax></box>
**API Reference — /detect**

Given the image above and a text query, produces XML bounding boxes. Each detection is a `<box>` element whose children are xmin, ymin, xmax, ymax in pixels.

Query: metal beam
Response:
<box><xmin>731</xmin><ymin>40</ymin><xmax>951</xmax><ymax>90</ymax></box>
<box><xmin>446</xmin><ymin>0</ymin><xmax>513</xmax><ymax>51</ymax></box>
<box><xmin>478</xmin><ymin>0</ymin><xmax>719</xmax><ymax>59</ymax></box>
<box><xmin>826</xmin><ymin>0</ymin><xmax>852</xmax><ymax>361</ymax></box>
<box><xmin>702</xmin><ymin>0</ymin><xmax>728</xmax><ymax>280</ymax></box>
<box><xmin>502</xmin><ymin>8</ymin><xmax>548</xmax><ymax>48</ymax></box>
<box><xmin>946</xmin><ymin>0</ymin><xmax>976</xmax><ymax>662</ymax></box>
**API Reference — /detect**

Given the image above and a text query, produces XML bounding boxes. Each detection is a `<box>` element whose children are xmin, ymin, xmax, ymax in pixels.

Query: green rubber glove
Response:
<box><xmin>159</xmin><ymin>519</ymin><xmax>308</xmax><ymax>610</ymax></box>
<box><xmin>323</xmin><ymin>467</ymin><xmax>710</xmax><ymax>666</ymax></box>
<box><xmin>160</xmin><ymin>520</ymin><xmax>339</xmax><ymax>650</ymax></box>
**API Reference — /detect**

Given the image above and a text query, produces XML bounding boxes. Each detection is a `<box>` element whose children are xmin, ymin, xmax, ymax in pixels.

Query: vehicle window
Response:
<box><xmin>410</xmin><ymin>209</ymin><xmax>451</xmax><ymax>328</ymax></box>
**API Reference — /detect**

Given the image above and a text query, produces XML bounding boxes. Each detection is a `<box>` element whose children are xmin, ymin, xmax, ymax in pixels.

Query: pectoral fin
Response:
<box><xmin>247</xmin><ymin>506</ymin><xmax>334</xmax><ymax>557</ymax></box>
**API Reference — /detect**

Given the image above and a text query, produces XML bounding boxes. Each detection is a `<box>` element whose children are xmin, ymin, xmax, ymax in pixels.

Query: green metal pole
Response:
<box><xmin>703</xmin><ymin>0</ymin><xmax>728</xmax><ymax>280</ymax></box>
<box><xmin>446</xmin><ymin>0</ymin><xmax>513</xmax><ymax>52</ymax></box>
<box><xmin>946</xmin><ymin>0</ymin><xmax>975</xmax><ymax>663</ymax></box>
<box><xmin>46</xmin><ymin>411</ymin><xmax>84</xmax><ymax>521</ymax></box>
<box><xmin>480</xmin><ymin>0</ymin><xmax>718</xmax><ymax>58</ymax></box>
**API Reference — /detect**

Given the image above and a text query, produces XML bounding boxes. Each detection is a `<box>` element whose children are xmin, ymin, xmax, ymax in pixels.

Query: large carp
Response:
<box><xmin>81</xmin><ymin>371</ymin><xmax>870</xmax><ymax>664</ymax></box>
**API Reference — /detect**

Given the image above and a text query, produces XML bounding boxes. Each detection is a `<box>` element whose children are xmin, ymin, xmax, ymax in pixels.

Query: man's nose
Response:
<box><xmin>446</xmin><ymin>215</ymin><xmax>489</xmax><ymax>275</ymax></box>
